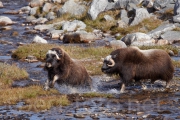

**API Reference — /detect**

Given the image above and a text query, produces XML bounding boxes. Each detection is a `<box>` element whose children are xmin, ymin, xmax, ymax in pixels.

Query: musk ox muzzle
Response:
<box><xmin>101</xmin><ymin>55</ymin><xmax>115</xmax><ymax>72</ymax></box>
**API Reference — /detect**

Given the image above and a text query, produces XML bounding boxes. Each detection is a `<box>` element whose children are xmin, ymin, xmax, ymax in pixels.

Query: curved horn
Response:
<box><xmin>107</xmin><ymin>57</ymin><xmax>115</xmax><ymax>67</ymax></box>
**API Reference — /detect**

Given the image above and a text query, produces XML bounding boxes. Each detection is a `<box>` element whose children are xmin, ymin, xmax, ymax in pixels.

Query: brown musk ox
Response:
<box><xmin>101</xmin><ymin>46</ymin><xmax>174</xmax><ymax>93</ymax></box>
<box><xmin>44</xmin><ymin>48</ymin><xmax>92</xmax><ymax>90</ymax></box>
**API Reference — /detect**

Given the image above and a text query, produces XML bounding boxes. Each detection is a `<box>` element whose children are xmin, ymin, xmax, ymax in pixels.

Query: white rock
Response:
<box><xmin>0</xmin><ymin>16</ymin><xmax>13</xmax><ymax>25</ymax></box>
<box><xmin>33</xmin><ymin>35</ymin><xmax>48</xmax><ymax>44</ymax></box>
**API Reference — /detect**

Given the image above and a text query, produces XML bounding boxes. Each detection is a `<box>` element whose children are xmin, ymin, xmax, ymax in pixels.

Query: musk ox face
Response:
<box><xmin>101</xmin><ymin>55</ymin><xmax>116</xmax><ymax>73</ymax></box>
<box><xmin>45</xmin><ymin>48</ymin><xmax>63</xmax><ymax>68</ymax></box>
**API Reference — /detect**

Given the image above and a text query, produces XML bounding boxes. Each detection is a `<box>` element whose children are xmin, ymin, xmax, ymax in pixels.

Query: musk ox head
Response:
<box><xmin>45</xmin><ymin>48</ymin><xmax>64</xmax><ymax>68</ymax></box>
<box><xmin>101</xmin><ymin>54</ymin><xmax>117</xmax><ymax>73</ymax></box>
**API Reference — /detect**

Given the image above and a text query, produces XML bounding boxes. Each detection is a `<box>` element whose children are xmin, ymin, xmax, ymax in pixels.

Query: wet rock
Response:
<box><xmin>0</xmin><ymin>1</ymin><xmax>3</xmax><ymax>8</ymax></box>
<box><xmin>105</xmin><ymin>40</ymin><xmax>127</xmax><ymax>49</ymax></box>
<box><xmin>43</xmin><ymin>3</ymin><xmax>53</xmax><ymax>13</ymax></box>
<box><xmin>19</xmin><ymin>6</ymin><xmax>31</xmax><ymax>14</ymax></box>
<box><xmin>130</xmin><ymin>8</ymin><xmax>150</xmax><ymax>26</ymax></box>
<box><xmin>121</xmin><ymin>32</ymin><xmax>152</xmax><ymax>46</ymax></box>
<box><xmin>32</xmin><ymin>35</ymin><xmax>48</xmax><ymax>44</ymax></box>
<box><xmin>0</xmin><ymin>26</ymin><xmax>12</xmax><ymax>30</ymax></box>
<box><xmin>29</xmin><ymin>0</ymin><xmax>44</xmax><ymax>8</ymax></box>
<box><xmin>147</xmin><ymin>23</ymin><xmax>176</xmax><ymax>39</ymax></box>
<box><xmin>74</xmin><ymin>114</ymin><xmax>85</xmax><ymax>118</ymax></box>
<box><xmin>62</xmin><ymin>20</ymin><xmax>86</xmax><ymax>32</ymax></box>
<box><xmin>57</xmin><ymin>0</ymin><xmax>86</xmax><ymax>17</ymax></box>
<box><xmin>31</xmin><ymin>17</ymin><xmax>48</xmax><ymax>24</ymax></box>
<box><xmin>34</xmin><ymin>24</ymin><xmax>54</xmax><ymax>31</ymax></box>
<box><xmin>4</xmin><ymin>10</ymin><xmax>19</xmax><ymax>14</ymax></box>
<box><xmin>0</xmin><ymin>16</ymin><xmax>14</xmax><ymax>25</ymax></box>
<box><xmin>29</xmin><ymin>7</ymin><xmax>39</xmax><ymax>16</ymax></box>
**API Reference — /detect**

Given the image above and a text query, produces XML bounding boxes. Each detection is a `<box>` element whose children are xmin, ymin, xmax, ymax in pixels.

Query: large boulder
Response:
<box><xmin>121</xmin><ymin>32</ymin><xmax>151</xmax><ymax>46</ymax></box>
<box><xmin>147</xmin><ymin>23</ymin><xmax>176</xmax><ymax>38</ymax></box>
<box><xmin>88</xmin><ymin>0</ymin><xmax>109</xmax><ymax>20</ymax></box>
<box><xmin>0</xmin><ymin>16</ymin><xmax>14</xmax><ymax>25</ymax></box>
<box><xmin>161</xmin><ymin>31</ymin><xmax>180</xmax><ymax>43</ymax></box>
<box><xmin>130</xmin><ymin>8</ymin><xmax>150</xmax><ymax>26</ymax></box>
<box><xmin>57</xmin><ymin>0</ymin><xmax>86</xmax><ymax>17</ymax></box>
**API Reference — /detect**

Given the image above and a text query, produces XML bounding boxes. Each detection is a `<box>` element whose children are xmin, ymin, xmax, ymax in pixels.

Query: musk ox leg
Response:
<box><xmin>120</xmin><ymin>83</ymin><xmax>126</xmax><ymax>93</ymax></box>
<box><xmin>44</xmin><ymin>79</ymin><xmax>50</xmax><ymax>90</ymax></box>
<box><xmin>49</xmin><ymin>75</ymin><xmax>59</xmax><ymax>88</ymax></box>
<box><xmin>166</xmin><ymin>81</ymin><xmax>171</xmax><ymax>88</ymax></box>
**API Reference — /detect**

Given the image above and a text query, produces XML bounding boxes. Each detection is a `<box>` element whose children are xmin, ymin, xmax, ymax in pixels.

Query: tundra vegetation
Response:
<box><xmin>3</xmin><ymin>43</ymin><xmax>179</xmax><ymax>111</ymax></box>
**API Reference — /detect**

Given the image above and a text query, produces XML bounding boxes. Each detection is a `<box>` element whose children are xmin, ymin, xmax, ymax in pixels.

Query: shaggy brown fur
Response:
<box><xmin>101</xmin><ymin>46</ymin><xmax>174</xmax><ymax>92</ymax></box>
<box><xmin>44</xmin><ymin>48</ymin><xmax>92</xmax><ymax>90</ymax></box>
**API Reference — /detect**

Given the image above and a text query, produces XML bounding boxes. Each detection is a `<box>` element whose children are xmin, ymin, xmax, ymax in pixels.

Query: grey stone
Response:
<box><xmin>29</xmin><ymin>0</ymin><xmax>44</xmax><ymax>8</ymax></box>
<box><xmin>62</xmin><ymin>20</ymin><xmax>86</xmax><ymax>32</ymax></box>
<box><xmin>161</xmin><ymin>31</ymin><xmax>180</xmax><ymax>43</ymax></box>
<box><xmin>34</xmin><ymin>24</ymin><xmax>54</xmax><ymax>31</ymax></box>
<box><xmin>0</xmin><ymin>16</ymin><xmax>13</xmax><ymax>25</ymax></box>
<box><xmin>153</xmin><ymin>0</ymin><xmax>170</xmax><ymax>10</ymax></box>
<box><xmin>104</xmin><ymin>15</ymin><xmax>114</xmax><ymax>21</ymax></box>
<box><xmin>173</xmin><ymin>15</ymin><xmax>180</xmax><ymax>23</ymax></box>
<box><xmin>43</xmin><ymin>3</ymin><xmax>53</xmax><ymax>13</ymax></box>
<box><xmin>120</xmin><ymin>10</ymin><xmax>129</xmax><ymax>25</ymax></box>
<box><xmin>121</xmin><ymin>32</ymin><xmax>151</xmax><ymax>46</ymax></box>
<box><xmin>19</xmin><ymin>6</ymin><xmax>31</xmax><ymax>14</ymax></box>
<box><xmin>29</xmin><ymin>7</ymin><xmax>38</xmax><ymax>16</ymax></box>
<box><xmin>57</xmin><ymin>0</ymin><xmax>86</xmax><ymax>17</ymax></box>
<box><xmin>147</xmin><ymin>24</ymin><xmax>176</xmax><ymax>38</ymax></box>
<box><xmin>46</xmin><ymin>12</ymin><xmax>56</xmax><ymax>20</ymax></box>
<box><xmin>174</xmin><ymin>0</ymin><xmax>180</xmax><ymax>15</ymax></box>
<box><xmin>31</xmin><ymin>17</ymin><xmax>48</xmax><ymax>24</ymax></box>
<box><xmin>88</xmin><ymin>0</ymin><xmax>109</xmax><ymax>20</ymax></box>
<box><xmin>130</xmin><ymin>8</ymin><xmax>150</xmax><ymax>26</ymax></box>
<box><xmin>26</xmin><ymin>16</ymin><xmax>36</xmax><ymax>23</ymax></box>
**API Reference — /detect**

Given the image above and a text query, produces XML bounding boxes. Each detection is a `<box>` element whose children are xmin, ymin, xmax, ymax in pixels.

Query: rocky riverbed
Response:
<box><xmin>0</xmin><ymin>0</ymin><xmax>180</xmax><ymax>119</ymax></box>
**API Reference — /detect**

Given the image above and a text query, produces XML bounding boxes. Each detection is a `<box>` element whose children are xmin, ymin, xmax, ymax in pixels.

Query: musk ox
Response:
<box><xmin>101</xmin><ymin>46</ymin><xmax>174</xmax><ymax>93</ymax></box>
<box><xmin>44</xmin><ymin>48</ymin><xmax>92</xmax><ymax>90</ymax></box>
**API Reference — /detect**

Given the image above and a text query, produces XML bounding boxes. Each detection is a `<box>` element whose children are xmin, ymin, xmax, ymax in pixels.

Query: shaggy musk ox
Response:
<box><xmin>101</xmin><ymin>46</ymin><xmax>174</xmax><ymax>93</ymax></box>
<box><xmin>44</xmin><ymin>48</ymin><xmax>92</xmax><ymax>90</ymax></box>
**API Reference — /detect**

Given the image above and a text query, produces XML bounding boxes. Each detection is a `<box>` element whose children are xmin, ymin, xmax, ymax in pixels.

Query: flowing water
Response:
<box><xmin>0</xmin><ymin>0</ymin><xmax>180</xmax><ymax>119</ymax></box>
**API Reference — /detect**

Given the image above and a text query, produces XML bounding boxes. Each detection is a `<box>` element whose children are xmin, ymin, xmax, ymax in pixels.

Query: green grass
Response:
<box><xmin>0</xmin><ymin>63</ymin><xmax>29</xmax><ymax>87</ymax></box>
<box><xmin>82</xmin><ymin>92</ymin><xmax>113</xmax><ymax>98</ymax></box>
